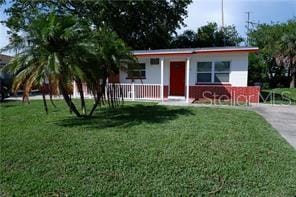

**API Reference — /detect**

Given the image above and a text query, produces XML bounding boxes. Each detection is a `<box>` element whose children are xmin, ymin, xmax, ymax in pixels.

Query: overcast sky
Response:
<box><xmin>0</xmin><ymin>0</ymin><xmax>295</xmax><ymax>53</ymax></box>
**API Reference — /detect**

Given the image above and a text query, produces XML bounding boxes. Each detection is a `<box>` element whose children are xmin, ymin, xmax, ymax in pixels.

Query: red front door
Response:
<box><xmin>170</xmin><ymin>61</ymin><xmax>185</xmax><ymax>96</ymax></box>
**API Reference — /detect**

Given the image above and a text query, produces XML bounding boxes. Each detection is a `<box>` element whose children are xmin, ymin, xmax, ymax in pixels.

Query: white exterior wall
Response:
<box><xmin>189</xmin><ymin>53</ymin><xmax>249</xmax><ymax>87</ymax></box>
<box><xmin>119</xmin><ymin>53</ymin><xmax>249</xmax><ymax>87</ymax></box>
<box><xmin>120</xmin><ymin>58</ymin><xmax>162</xmax><ymax>84</ymax></box>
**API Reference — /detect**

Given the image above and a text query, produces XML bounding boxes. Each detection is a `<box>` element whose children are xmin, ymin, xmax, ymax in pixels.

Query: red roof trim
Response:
<box><xmin>134</xmin><ymin>53</ymin><xmax>193</xmax><ymax>58</ymax></box>
<box><xmin>133</xmin><ymin>48</ymin><xmax>258</xmax><ymax>57</ymax></box>
<box><xmin>195</xmin><ymin>49</ymin><xmax>258</xmax><ymax>54</ymax></box>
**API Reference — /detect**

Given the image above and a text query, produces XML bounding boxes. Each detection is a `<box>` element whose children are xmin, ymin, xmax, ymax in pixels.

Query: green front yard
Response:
<box><xmin>1</xmin><ymin>100</ymin><xmax>296</xmax><ymax>195</ymax></box>
<box><xmin>261</xmin><ymin>88</ymin><xmax>296</xmax><ymax>104</ymax></box>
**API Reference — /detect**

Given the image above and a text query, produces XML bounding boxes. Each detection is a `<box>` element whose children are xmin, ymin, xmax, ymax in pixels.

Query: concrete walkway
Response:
<box><xmin>251</xmin><ymin>104</ymin><xmax>296</xmax><ymax>149</ymax></box>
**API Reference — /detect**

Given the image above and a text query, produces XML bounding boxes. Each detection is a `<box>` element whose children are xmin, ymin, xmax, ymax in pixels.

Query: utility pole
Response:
<box><xmin>222</xmin><ymin>0</ymin><xmax>224</xmax><ymax>28</ymax></box>
<box><xmin>245</xmin><ymin>11</ymin><xmax>251</xmax><ymax>46</ymax></box>
<box><xmin>221</xmin><ymin>0</ymin><xmax>226</xmax><ymax>46</ymax></box>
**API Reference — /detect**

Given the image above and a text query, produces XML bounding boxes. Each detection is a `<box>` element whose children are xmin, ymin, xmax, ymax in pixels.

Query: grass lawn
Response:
<box><xmin>261</xmin><ymin>88</ymin><xmax>296</xmax><ymax>104</ymax></box>
<box><xmin>1</xmin><ymin>100</ymin><xmax>296</xmax><ymax>195</ymax></box>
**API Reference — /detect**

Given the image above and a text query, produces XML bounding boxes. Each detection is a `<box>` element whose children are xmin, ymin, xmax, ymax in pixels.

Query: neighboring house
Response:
<box><xmin>0</xmin><ymin>54</ymin><xmax>13</xmax><ymax>80</ymax></box>
<box><xmin>0</xmin><ymin>54</ymin><xmax>13</xmax><ymax>100</ymax></box>
<box><xmin>73</xmin><ymin>46</ymin><xmax>260</xmax><ymax>103</ymax></box>
<box><xmin>0</xmin><ymin>54</ymin><xmax>12</xmax><ymax>68</ymax></box>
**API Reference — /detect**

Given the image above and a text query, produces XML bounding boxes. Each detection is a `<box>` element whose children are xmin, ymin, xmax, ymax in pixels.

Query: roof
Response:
<box><xmin>132</xmin><ymin>46</ymin><xmax>259</xmax><ymax>57</ymax></box>
<box><xmin>0</xmin><ymin>54</ymin><xmax>13</xmax><ymax>68</ymax></box>
<box><xmin>0</xmin><ymin>54</ymin><xmax>13</xmax><ymax>62</ymax></box>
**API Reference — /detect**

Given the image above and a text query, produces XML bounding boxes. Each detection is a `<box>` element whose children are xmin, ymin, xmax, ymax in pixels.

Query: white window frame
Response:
<box><xmin>196</xmin><ymin>61</ymin><xmax>212</xmax><ymax>83</ymax></box>
<box><xmin>214</xmin><ymin>61</ymin><xmax>231</xmax><ymax>83</ymax></box>
<box><xmin>196</xmin><ymin>61</ymin><xmax>231</xmax><ymax>83</ymax></box>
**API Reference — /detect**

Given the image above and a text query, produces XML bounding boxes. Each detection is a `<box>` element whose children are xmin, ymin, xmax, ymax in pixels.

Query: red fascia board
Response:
<box><xmin>194</xmin><ymin>49</ymin><xmax>258</xmax><ymax>54</ymax></box>
<box><xmin>134</xmin><ymin>52</ymin><xmax>193</xmax><ymax>58</ymax></box>
<box><xmin>133</xmin><ymin>49</ymin><xmax>258</xmax><ymax>57</ymax></box>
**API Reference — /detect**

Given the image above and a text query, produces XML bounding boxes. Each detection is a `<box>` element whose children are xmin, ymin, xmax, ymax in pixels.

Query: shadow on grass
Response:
<box><xmin>0</xmin><ymin>100</ymin><xmax>22</xmax><ymax>108</ymax></box>
<box><xmin>54</xmin><ymin>104</ymin><xmax>193</xmax><ymax>129</ymax></box>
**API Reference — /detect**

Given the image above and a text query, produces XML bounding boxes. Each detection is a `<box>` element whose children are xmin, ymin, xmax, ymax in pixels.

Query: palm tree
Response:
<box><xmin>276</xmin><ymin>32</ymin><xmax>296</xmax><ymax>88</ymax></box>
<box><xmin>2</xmin><ymin>12</ymin><xmax>134</xmax><ymax>117</ymax></box>
<box><xmin>2</xmin><ymin>13</ymin><xmax>86</xmax><ymax>116</ymax></box>
<box><xmin>74</xmin><ymin>28</ymin><xmax>135</xmax><ymax>116</ymax></box>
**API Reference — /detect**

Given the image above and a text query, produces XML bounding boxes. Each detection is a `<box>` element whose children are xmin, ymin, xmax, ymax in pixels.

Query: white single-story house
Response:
<box><xmin>74</xmin><ymin>46</ymin><xmax>260</xmax><ymax>103</ymax></box>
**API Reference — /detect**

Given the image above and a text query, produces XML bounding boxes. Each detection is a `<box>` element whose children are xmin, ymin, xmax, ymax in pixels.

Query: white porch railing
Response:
<box><xmin>133</xmin><ymin>84</ymin><xmax>161</xmax><ymax>100</ymax></box>
<box><xmin>73</xmin><ymin>83</ymin><xmax>162</xmax><ymax>101</ymax></box>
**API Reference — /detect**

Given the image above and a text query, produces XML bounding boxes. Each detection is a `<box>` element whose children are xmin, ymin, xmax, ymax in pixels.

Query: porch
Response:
<box><xmin>72</xmin><ymin>82</ymin><xmax>261</xmax><ymax>103</ymax></box>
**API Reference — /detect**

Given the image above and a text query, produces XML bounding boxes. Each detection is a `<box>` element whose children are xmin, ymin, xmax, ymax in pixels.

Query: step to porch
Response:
<box><xmin>167</xmin><ymin>96</ymin><xmax>186</xmax><ymax>101</ymax></box>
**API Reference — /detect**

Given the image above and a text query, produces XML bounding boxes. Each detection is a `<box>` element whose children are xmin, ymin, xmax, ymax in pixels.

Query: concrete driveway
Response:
<box><xmin>252</xmin><ymin>104</ymin><xmax>296</xmax><ymax>149</ymax></box>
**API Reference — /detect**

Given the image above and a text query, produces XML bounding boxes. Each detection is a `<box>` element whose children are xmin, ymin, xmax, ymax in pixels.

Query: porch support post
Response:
<box><xmin>186</xmin><ymin>57</ymin><xmax>190</xmax><ymax>103</ymax></box>
<box><xmin>160</xmin><ymin>57</ymin><xmax>164</xmax><ymax>102</ymax></box>
<box><xmin>105</xmin><ymin>78</ymin><xmax>109</xmax><ymax>100</ymax></box>
<box><xmin>131</xmin><ymin>82</ymin><xmax>135</xmax><ymax>101</ymax></box>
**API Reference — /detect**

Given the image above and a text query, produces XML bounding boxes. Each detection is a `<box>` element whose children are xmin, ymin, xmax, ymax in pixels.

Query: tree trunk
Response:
<box><xmin>89</xmin><ymin>100</ymin><xmax>99</xmax><ymax>116</ymax></box>
<box><xmin>42</xmin><ymin>92</ymin><xmax>48</xmax><ymax>114</ymax></box>
<box><xmin>56</xmin><ymin>55</ymin><xmax>81</xmax><ymax>117</ymax></box>
<box><xmin>290</xmin><ymin>69</ymin><xmax>295</xmax><ymax>88</ymax></box>
<box><xmin>89</xmin><ymin>91</ymin><xmax>102</xmax><ymax>116</ymax></box>
<box><xmin>22</xmin><ymin>92</ymin><xmax>30</xmax><ymax>104</ymax></box>
<box><xmin>48</xmin><ymin>85</ymin><xmax>56</xmax><ymax>108</ymax></box>
<box><xmin>110</xmin><ymin>85</ymin><xmax>114</xmax><ymax>108</ymax></box>
<box><xmin>59</xmin><ymin>83</ymin><xmax>81</xmax><ymax>117</ymax></box>
<box><xmin>76</xmin><ymin>80</ymin><xmax>86</xmax><ymax>115</ymax></box>
<box><xmin>69</xmin><ymin>95</ymin><xmax>73</xmax><ymax>114</ymax></box>
<box><xmin>89</xmin><ymin>81</ymin><xmax>105</xmax><ymax>116</ymax></box>
<box><xmin>49</xmin><ymin>94</ymin><xmax>56</xmax><ymax>107</ymax></box>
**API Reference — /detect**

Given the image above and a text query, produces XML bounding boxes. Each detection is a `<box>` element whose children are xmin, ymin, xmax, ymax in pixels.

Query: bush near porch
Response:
<box><xmin>1</xmin><ymin>101</ymin><xmax>296</xmax><ymax>195</ymax></box>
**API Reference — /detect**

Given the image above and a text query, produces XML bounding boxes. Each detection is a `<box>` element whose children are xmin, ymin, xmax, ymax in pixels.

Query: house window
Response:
<box><xmin>196</xmin><ymin>61</ymin><xmax>230</xmax><ymax>83</ymax></box>
<box><xmin>150</xmin><ymin>58</ymin><xmax>159</xmax><ymax>65</ymax></box>
<box><xmin>197</xmin><ymin>62</ymin><xmax>212</xmax><ymax>83</ymax></box>
<box><xmin>214</xmin><ymin>61</ymin><xmax>230</xmax><ymax>83</ymax></box>
<box><xmin>128</xmin><ymin>63</ymin><xmax>146</xmax><ymax>79</ymax></box>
